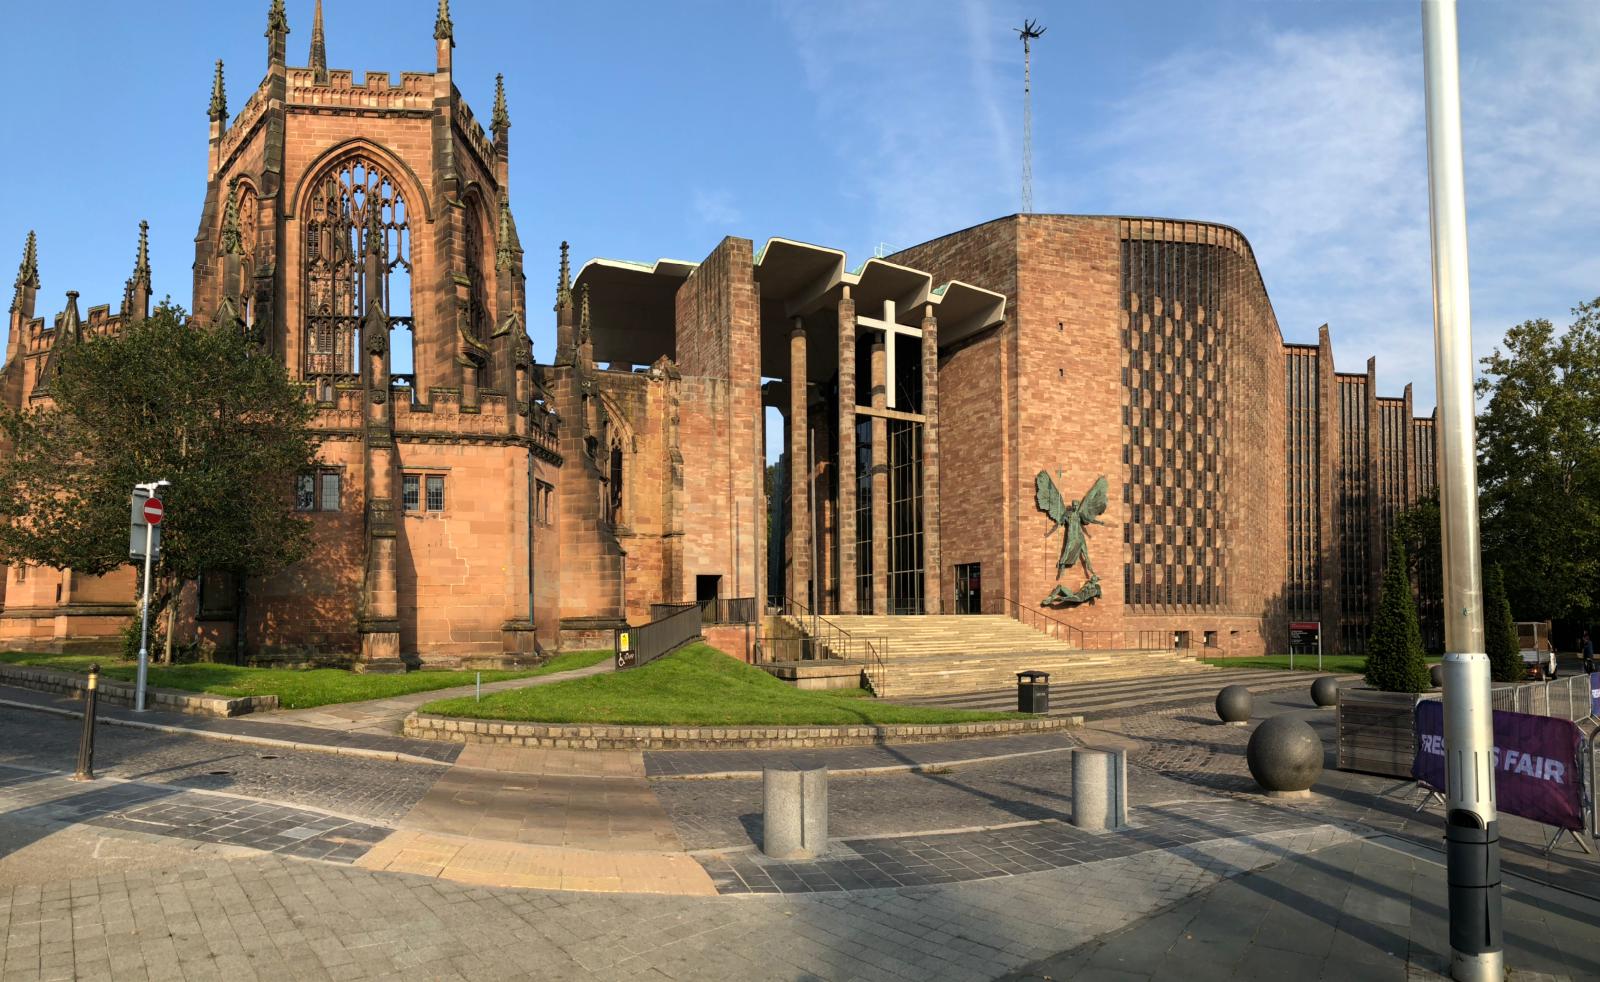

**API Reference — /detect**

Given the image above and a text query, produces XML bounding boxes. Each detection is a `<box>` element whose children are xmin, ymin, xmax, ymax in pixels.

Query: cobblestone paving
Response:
<box><xmin>0</xmin><ymin>766</ymin><xmax>390</xmax><ymax>865</ymax></box>
<box><xmin>0</xmin><ymin>709</ymin><xmax>447</xmax><ymax>824</ymax></box>
<box><xmin>697</xmin><ymin>796</ymin><xmax>1325</xmax><ymax>895</ymax></box>
<box><xmin>0</xmin><ymin>687</ymin><xmax>460</xmax><ymax>763</ymax></box>
<box><xmin>656</xmin><ymin>749</ymin><xmax>1211</xmax><ymax>850</ymax></box>
<box><xmin>644</xmin><ymin>731</ymin><xmax>1079</xmax><ymax>778</ymax></box>
<box><xmin>0</xmin><ymin>825</ymin><xmax>1355</xmax><ymax>982</ymax></box>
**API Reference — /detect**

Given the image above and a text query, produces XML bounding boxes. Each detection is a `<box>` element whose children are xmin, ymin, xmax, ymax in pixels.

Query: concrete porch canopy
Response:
<box><xmin>571</xmin><ymin>238</ymin><xmax>1006</xmax><ymax>380</ymax></box>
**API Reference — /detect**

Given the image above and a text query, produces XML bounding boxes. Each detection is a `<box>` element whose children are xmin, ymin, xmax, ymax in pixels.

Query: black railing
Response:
<box><xmin>758</xmin><ymin>596</ymin><xmax>889</xmax><ymax>695</ymax></box>
<box><xmin>704</xmin><ymin>597</ymin><xmax>758</xmax><ymax>625</ymax></box>
<box><xmin>985</xmin><ymin>596</ymin><xmax>1166</xmax><ymax>650</ymax></box>
<box><xmin>616</xmin><ymin>603</ymin><xmax>701</xmax><ymax>670</ymax></box>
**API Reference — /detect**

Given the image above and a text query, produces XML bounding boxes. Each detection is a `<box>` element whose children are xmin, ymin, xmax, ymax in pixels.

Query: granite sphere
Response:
<box><xmin>1430</xmin><ymin>663</ymin><xmax>1444</xmax><ymax>688</ymax></box>
<box><xmin>1310</xmin><ymin>676</ymin><xmax>1340</xmax><ymax>708</ymax></box>
<box><xmin>1246</xmin><ymin>715</ymin><xmax>1324</xmax><ymax>794</ymax></box>
<box><xmin>1215</xmin><ymin>684</ymin><xmax>1253</xmax><ymax>723</ymax></box>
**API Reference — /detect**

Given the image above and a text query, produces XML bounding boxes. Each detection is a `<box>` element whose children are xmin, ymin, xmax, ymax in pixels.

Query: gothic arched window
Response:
<box><xmin>302</xmin><ymin>156</ymin><xmax>412</xmax><ymax>381</ymax></box>
<box><xmin>462</xmin><ymin>194</ymin><xmax>492</xmax><ymax>388</ymax></box>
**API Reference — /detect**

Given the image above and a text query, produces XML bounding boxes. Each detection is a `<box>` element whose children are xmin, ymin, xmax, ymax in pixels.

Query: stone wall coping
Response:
<box><xmin>402</xmin><ymin>711</ymin><xmax>1077</xmax><ymax>750</ymax></box>
<box><xmin>0</xmin><ymin>663</ymin><xmax>277</xmax><ymax>718</ymax></box>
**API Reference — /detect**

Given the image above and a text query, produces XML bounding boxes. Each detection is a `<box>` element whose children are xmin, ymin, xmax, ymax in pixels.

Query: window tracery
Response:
<box><xmin>302</xmin><ymin>156</ymin><xmax>412</xmax><ymax>381</ymax></box>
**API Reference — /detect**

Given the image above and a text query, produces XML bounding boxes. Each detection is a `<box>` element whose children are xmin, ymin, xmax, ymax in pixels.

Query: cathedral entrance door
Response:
<box><xmin>954</xmin><ymin>563</ymin><xmax>982</xmax><ymax>614</ymax></box>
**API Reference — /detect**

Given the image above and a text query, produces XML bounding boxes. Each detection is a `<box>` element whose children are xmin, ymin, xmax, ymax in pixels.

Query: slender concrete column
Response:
<box><xmin>789</xmin><ymin>319</ymin><xmax>811</xmax><ymax>609</ymax></box>
<box><xmin>836</xmin><ymin>293</ymin><xmax>858</xmax><ymax>614</ymax></box>
<box><xmin>870</xmin><ymin>338</ymin><xmax>889</xmax><ymax>614</ymax></box>
<box><xmin>814</xmin><ymin>407</ymin><xmax>835</xmax><ymax>613</ymax></box>
<box><xmin>920</xmin><ymin>305</ymin><xmax>942</xmax><ymax>614</ymax></box>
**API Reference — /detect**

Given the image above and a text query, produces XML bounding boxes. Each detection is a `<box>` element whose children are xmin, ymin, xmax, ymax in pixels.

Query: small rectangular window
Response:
<box><xmin>426</xmin><ymin>475</ymin><xmax>445</xmax><ymax>512</ymax></box>
<box><xmin>14</xmin><ymin>565</ymin><xmax>25</xmax><ymax>583</ymax></box>
<box><xmin>320</xmin><ymin>472</ymin><xmax>341</xmax><ymax>512</ymax></box>
<box><xmin>296</xmin><ymin>474</ymin><xmax>316</xmax><ymax>511</ymax></box>
<box><xmin>403</xmin><ymin>475</ymin><xmax>421</xmax><ymax>512</ymax></box>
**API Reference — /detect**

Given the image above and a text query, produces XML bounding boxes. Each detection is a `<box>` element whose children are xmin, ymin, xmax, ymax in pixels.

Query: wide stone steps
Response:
<box><xmin>867</xmin><ymin>649</ymin><xmax>1212</xmax><ymax>699</ymax></box>
<box><xmin>894</xmin><ymin>667</ymin><xmax>1357</xmax><ymax>717</ymax></box>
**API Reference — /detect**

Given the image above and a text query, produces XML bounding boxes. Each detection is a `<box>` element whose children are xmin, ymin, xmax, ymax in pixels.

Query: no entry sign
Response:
<box><xmin>142</xmin><ymin>498</ymin><xmax>164</xmax><ymax>526</ymax></box>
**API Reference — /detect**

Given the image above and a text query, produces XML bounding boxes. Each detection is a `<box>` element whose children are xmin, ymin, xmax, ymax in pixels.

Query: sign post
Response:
<box><xmin>129</xmin><ymin>481</ymin><xmax>170</xmax><ymax>712</ymax></box>
<box><xmin>1289</xmin><ymin>622</ymin><xmax>1321</xmax><ymax>672</ymax></box>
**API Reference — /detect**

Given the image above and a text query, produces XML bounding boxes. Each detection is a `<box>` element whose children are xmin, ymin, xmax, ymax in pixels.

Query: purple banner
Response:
<box><xmin>1591</xmin><ymin>673</ymin><xmax>1600</xmax><ymax>718</ymax></box>
<box><xmin>1413</xmin><ymin>699</ymin><xmax>1586</xmax><ymax>832</ymax></box>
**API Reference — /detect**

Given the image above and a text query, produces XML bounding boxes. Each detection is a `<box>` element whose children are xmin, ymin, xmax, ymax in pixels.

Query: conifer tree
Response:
<box><xmin>1483</xmin><ymin>564</ymin><xmax>1523</xmax><ymax>682</ymax></box>
<box><xmin>1364</xmin><ymin>533</ymin><xmax>1431</xmax><ymax>693</ymax></box>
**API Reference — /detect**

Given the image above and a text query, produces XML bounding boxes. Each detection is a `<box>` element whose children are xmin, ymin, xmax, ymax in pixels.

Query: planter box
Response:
<box><xmin>1336</xmin><ymin>686</ymin><xmax>1431</xmax><ymax>778</ymax></box>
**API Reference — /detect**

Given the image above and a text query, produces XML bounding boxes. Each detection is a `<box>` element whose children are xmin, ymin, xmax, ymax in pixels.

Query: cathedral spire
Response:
<box><xmin>208</xmin><ymin>60</ymin><xmax>227</xmax><ymax>122</ymax></box>
<box><xmin>434</xmin><ymin>0</ymin><xmax>454</xmax><ymax>45</ymax></box>
<box><xmin>310</xmin><ymin>0</ymin><xmax>328</xmax><ymax>84</ymax></box>
<box><xmin>132</xmin><ymin>221</ymin><xmax>151</xmax><ymax>289</ymax></box>
<box><xmin>579</xmin><ymin>283</ymin><xmax>592</xmax><ymax>343</ymax></box>
<box><xmin>555</xmin><ymin>242</ymin><xmax>571</xmax><ymax>310</ymax></box>
<box><xmin>491</xmin><ymin>74</ymin><xmax>510</xmax><ymax>132</ymax></box>
<box><xmin>10</xmin><ymin>231</ymin><xmax>39</xmax><ymax>314</ymax></box>
<box><xmin>220</xmin><ymin>179</ymin><xmax>243</xmax><ymax>256</ymax></box>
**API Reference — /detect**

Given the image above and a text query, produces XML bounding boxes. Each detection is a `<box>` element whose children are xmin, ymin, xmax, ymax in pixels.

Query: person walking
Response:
<box><xmin>1583</xmin><ymin>630</ymin><xmax>1595</xmax><ymax>674</ymax></box>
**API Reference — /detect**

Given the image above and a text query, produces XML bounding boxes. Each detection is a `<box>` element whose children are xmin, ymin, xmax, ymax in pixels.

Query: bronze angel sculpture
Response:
<box><xmin>1035</xmin><ymin>471</ymin><xmax>1109</xmax><ymax>607</ymax></box>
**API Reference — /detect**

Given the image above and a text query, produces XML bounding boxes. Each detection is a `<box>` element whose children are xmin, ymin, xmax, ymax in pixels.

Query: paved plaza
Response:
<box><xmin>0</xmin><ymin>671</ymin><xmax>1596</xmax><ymax>981</ymax></box>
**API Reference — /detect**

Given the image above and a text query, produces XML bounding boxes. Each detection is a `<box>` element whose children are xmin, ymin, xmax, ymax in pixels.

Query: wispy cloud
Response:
<box><xmin>1079</xmin><ymin>6</ymin><xmax>1600</xmax><ymax>408</ymax></box>
<box><xmin>775</xmin><ymin>0</ymin><xmax>1022</xmax><ymax>257</ymax></box>
<box><xmin>690</xmin><ymin>188</ymin><xmax>743</xmax><ymax>229</ymax></box>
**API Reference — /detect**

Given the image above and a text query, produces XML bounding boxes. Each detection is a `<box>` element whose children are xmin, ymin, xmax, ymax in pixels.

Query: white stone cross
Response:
<box><xmin>855</xmin><ymin>299</ymin><xmax>923</xmax><ymax>410</ymax></box>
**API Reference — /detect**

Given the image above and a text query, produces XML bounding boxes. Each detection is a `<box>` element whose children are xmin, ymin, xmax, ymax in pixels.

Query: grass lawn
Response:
<box><xmin>1202</xmin><ymin>653</ymin><xmax>1444</xmax><ymax>674</ymax></box>
<box><xmin>0</xmin><ymin>649</ymin><xmax>612</xmax><ymax>710</ymax></box>
<box><xmin>421</xmin><ymin>642</ymin><xmax>1026</xmax><ymax>726</ymax></box>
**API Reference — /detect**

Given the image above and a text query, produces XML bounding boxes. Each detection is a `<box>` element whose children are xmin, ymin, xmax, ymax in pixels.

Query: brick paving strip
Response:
<box><xmin>0</xmin><ymin>764</ymin><xmax>390</xmax><ymax>865</ymax></box>
<box><xmin>694</xmin><ymin>795</ymin><xmax>1333</xmax><ymax>895</ymax></box>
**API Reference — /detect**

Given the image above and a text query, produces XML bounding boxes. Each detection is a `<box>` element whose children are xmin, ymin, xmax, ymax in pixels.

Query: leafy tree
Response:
<box><xmin>1476</xmin><ymin>300</ymin><xmax>1600</xmax><ymax>623</ymax></box>
<box><xmin>1365</xmin><ymin>533</ymin><xmax>1432</xmax><ymax>693</ymax></box>
<box><xmin>1394</xmin><ymin>491</ymin><xmax>1444</xmax><ymax>653</ymax></box>
<box><xmin>0</xmin><ymin>302</ymin><xmax>318</xmax><ymax>657</ymax></box>
<box><xmin>1482</xmin><ymin>564</ymin><xmax>1522</xmax><ymax>682</ymax></box>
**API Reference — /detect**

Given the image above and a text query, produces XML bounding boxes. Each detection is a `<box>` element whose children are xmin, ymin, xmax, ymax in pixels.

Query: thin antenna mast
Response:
<box><xmin>1016</xmin><ymin>19</ymin><xmax>1046</xmax><ymax>213</ymax></box>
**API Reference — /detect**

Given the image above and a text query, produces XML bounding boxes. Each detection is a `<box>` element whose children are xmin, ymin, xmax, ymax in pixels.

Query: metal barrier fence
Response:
<box><xmin>649</xmin><ymin>598</ymin><xmax>759</xmax><ymax>626</ymax></box>
<box><xmin>1489</xmin><ymin>674</ymin><xmax>1597</xmax><ymax>722</ymax></box>
<box><xmin>615</xmin><ymin>603</ymin><xmax>701</xmax><ymax>670</ymax></box>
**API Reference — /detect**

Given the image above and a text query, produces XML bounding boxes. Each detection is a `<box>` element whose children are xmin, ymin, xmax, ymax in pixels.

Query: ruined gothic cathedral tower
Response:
<box><xmin>190</xmin><ymin>0</ymin><xmax>556</xmax><ymax>666</ymax></box>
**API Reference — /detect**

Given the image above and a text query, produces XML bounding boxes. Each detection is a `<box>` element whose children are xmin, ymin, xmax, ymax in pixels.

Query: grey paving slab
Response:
<box><xmin>0</xmin><ymin>708</ymin><xmax>445</xmax><ymax>824</ymax></box>
<box><xmin>0</xmin><ymin>765</ymin><xmax>391</xmax><ymax>865</ymax></box>
<box><xmin>996</xmin><ymin>836</ymin><xmax>1600</xmax><ymax>982</ymax></box>
<box><xmin>695</xmin><ymin>796</ymin><xmax>1327</xmax><ymax>895</ymax></box>
<box><xmin>644</xmin><ymin>731</ymin><xmax>1080</xmax><ymax>778</ymax></box>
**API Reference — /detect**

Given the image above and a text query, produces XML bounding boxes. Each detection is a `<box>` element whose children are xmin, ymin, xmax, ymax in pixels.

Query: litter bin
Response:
<box><xmin>1017</xmin><ymin>670</ymin><xmax>1050</xmax><ymax>713</ymax></box>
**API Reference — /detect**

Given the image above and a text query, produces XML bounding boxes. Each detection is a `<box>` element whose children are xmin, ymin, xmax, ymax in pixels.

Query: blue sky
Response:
<box><xmin>2</xmin><ymin>0</ymin><xmax>1597</xmax><ymax>414</ymax></box>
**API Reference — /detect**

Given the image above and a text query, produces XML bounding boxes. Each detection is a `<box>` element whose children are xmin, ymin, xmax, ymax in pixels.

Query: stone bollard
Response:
<box><xmin>1216</xmin><ymin>684</ymin><xmax>1252</xmax><ymax>726</ymax></box>
<box><xmin>1310</xmin><ymin>675</ymin><xmax>1340</xmax><ymax>708</ymax></box>
<box><xmin>1246</xmin><ymin>715</ymin><xmax>1323</xmax><ymax>798</ymax></box>
<box><xmin>1070</xmin><ymin>748</ymin><xmax>1128</xmax><ymax>831</ymax></box>
<box><xmin>763</xmin><ymin>767</ymin><xmax>828</xmax><ymax>859</ymax></box>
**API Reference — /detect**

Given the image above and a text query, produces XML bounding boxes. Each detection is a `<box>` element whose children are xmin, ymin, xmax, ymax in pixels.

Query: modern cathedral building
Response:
<box><xmin>0</xmin><ymin>2</ymin><xmax>1436</xmax><ymax>668</ymax></box>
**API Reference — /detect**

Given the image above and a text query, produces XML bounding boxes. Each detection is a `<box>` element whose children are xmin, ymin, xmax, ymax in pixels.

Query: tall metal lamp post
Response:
<box><xmin>1421</xmin><ymin>2</ymin><xmax>1502</xmax><ymax>979</ymax></box>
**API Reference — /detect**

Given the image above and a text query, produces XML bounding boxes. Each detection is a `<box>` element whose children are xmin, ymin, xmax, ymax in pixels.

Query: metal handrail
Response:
<box><xmin>770</xmin><ymin>596</ymin><xmax>889</xmax><ymax>696</ymax></box>
<box><xmin>984</xmin><ymin>595</ymin><xmax>1085</xmax><ymax>648</ymax></box>
<box><xmin>986</xmin><ymin>595</ymin><xmax>1166</xmax><ymax>651</ymax></box>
